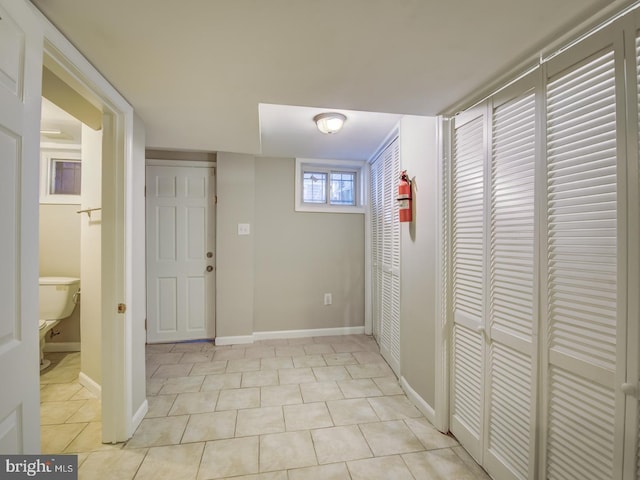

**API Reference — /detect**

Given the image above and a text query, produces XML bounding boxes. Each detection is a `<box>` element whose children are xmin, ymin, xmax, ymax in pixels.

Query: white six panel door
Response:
<box><xmin>146</xmin><ymin>165</ymin><xmax>215</xmax><ymax>343</ymax></box>
<box><xmin>0</xmin><ymin>1</ymin><xmax>42</xmax><ymax>453</ymax></box>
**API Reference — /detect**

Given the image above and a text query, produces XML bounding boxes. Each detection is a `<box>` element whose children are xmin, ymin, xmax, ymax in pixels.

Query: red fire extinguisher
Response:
<box><xmin>397</xmin><ymin>170</ymin><xmax>412</xmax><ymax>223</ymax></box>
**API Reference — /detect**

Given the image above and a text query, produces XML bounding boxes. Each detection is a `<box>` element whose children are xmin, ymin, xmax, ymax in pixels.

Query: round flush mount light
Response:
<box><xmin>313</xmin><ymin>112</ymin><xmax>347</xmax><ymax>135</ymax></box>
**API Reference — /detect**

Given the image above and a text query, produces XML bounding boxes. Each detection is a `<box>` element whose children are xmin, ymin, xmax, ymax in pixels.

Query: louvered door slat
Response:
<box><xmin>545</xmin><ymin>45</ymin><xmax>618</xmax><ymax>480</ymax></box>
<box><xmin>452</xmin><ymin>324</ymin><xmax>483</xmax><ymax>437</ymax></box>
<box><xmin>451</xmin><ymin>112</ymin><xmax>486</xmax><ymax>463</ymax></box>
<box><xmin>390</xmin><ymin>140</ymin><xmax>401</xmax><ymax>368</ymax></box>
<box><xmin>453</xmin><ymin>117</ymin><xmax>485</xmax><ymax>324</ymax></box>
<box><xmin>370</xmin><ymin>138</ymin><xmax>401</xmax><ymax>375</ymax></box>
<box><xmin>635</xmin><ymin>33</ymin><xmax>640</xmax><ymax>480</ymax></box>
<box><xmin>370</xmin><ymin>158</ymin><xmax>382</xmax><ymax>340</ymax></box>
<box><xmin>486</xmin><ymin>88</ymin><xmax>537</xmax><ymax>480</ymax></box>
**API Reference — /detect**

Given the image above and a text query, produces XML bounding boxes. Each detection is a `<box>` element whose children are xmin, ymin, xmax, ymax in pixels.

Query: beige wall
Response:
<box><xmin>80</xmin><ymin>124</ymin><xmax>102</xmax><ymax>386</ymax></box>
<box><xmin>399</xmin><ymin>115</ymin><xmax>439</xmax><ymax>408</ymax></box>
<box><xmin>39</xmin><ymin>203</ymin><xmax>81</xmax><ymax>343</ymax></box>
<box><xmin>254</xmin><ymin>157</ymin><xmax>365</xmax><ymax>332</ymax></box>
<box><xmin>216</xmin><ymin>153</ymin><xmax>256</xmax><ymax>338</ymax></box>
<box><xmin>215</xmin><ymin>154</ymin><xmax>365</xmax><ymax>339</ymax></box>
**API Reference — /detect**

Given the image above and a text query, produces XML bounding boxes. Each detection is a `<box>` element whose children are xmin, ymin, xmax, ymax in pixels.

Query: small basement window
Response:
<box><xmin>295</xmin><ymin>158</ymin><xmax>366</xmax><ymax>213</ymax></box>
<box><xmin>40</xmin><ymin>149</ymin><xmax>82</xmax><ymax>204</ymax></box>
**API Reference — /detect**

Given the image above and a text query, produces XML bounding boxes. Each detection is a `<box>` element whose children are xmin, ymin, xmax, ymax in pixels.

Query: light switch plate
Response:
<box><xmin>238</xmin><ymin>223</ymin><xmax>250</xmax><ymax>235</ymax></box>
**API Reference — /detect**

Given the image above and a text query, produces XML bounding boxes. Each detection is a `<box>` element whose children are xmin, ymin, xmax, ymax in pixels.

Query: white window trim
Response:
<box><xmin>39</xmin><ymin>146</ymin><xmax>82</xmax><ymax>205</ymax></box>
<box><xmin>295</xmin><ymin>157</ymin><xmax>366</xmax><ymax>213</ymax></box>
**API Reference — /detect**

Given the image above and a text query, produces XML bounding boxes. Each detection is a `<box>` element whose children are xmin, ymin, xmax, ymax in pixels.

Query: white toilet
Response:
<box><xmin>39</xmin><ymin>276</ymin><xmax>80</xmax><ymax>370</ymax></box>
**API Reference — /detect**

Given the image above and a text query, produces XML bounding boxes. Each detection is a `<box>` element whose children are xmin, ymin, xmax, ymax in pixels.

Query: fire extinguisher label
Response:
<box><xmin>398</xmin><ymin>199</ymin><xmax>410</xmax><ymax>209</ymax></box>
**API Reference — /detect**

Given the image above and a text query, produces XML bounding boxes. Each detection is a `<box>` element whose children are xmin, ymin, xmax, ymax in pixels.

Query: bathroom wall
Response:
<box><xmin>80</xmin><ymin>124</ymin><xmax>102</xmax><ymax>388</ymax></box>
<box><xmin>39</xmin><ymin>176</ymin><xmax>81</xmax><ymax>346</ymax></box>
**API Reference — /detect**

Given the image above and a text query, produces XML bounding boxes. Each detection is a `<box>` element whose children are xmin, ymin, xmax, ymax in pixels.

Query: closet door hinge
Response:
<box><xmin>621</xmin><ymin>382</ymin><xmax>638</xmax><ymax>397</ymax></box>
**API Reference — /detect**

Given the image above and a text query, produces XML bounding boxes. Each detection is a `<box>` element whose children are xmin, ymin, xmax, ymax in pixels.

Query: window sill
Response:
<box><xmin>295</xmin><ymin>203</ymin><xmax>365</xmax><ymax>214</ymax></box>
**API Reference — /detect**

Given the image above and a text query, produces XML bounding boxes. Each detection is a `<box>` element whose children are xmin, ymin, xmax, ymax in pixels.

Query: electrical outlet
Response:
<box><xmin>324</xmin><ymin>293</ymin><xmax>332</xmax><ymax>305</ymax></box>
<box><xmin>237</xmin><ymin>223</ymin><xmax>250</xmax><ymax>235</ymax></box>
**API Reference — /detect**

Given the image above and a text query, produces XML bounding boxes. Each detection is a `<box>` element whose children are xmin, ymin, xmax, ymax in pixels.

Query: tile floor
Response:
<box><xmin>41</xmin><ymin>335</ymin><xmax>491</xmax><ymax>479</ymax></box>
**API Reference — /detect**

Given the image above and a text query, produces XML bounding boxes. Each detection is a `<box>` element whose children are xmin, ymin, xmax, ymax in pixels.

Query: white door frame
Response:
<box><xmin>33</xmin><ymin>4</ymin><xmax>140</xmax><ymax>441</ymax></box>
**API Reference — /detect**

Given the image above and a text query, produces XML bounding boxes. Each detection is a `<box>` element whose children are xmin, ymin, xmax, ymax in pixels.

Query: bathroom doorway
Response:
<box><xmin>0</xmin><ymin>1</ymin><xmax>144</xmax><ymax>452</ymax></box>
<box><xmin>38</xmin><ymin>93</ymin><xmax>105</xmax><ymax>453</ymax></box>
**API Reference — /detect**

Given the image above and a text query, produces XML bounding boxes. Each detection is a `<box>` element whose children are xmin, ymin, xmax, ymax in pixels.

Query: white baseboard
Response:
<box><xmin>216</xmin><ymin>326</ymin><xmax>366</xmax><ymax>346</ymax></box>
<box><xmin>400</xmin><ymin>375</ymin><xmax>437</xmax><ymax>426</ymax></box>
<box><xmin>79</xmin><ymin>371</ymin><xmax>101</xmax><ymax>398</ymax></box>
<box><xmin>215</xmin><ymin>335</ymin><xmax>255</xmax><ymax>346</ymax></box>
<box><xmin>253</xmin><ymin>326</ymin><xmax>365</xmax><ymax>341</ymax></box>
<box><xmin>131</xmin><ymin>399</ymin><xmax>148</xmax><ymax>435</ymax></box>
<box><xmin>44</xmin><ymin>342</ymin><xmax>81</xmax><ymax>352</ymax></box>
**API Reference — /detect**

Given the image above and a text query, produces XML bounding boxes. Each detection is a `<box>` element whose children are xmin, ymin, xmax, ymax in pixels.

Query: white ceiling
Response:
<box><xmin>41</xmin><ymin>97</ymin><xmax>82</xmax><ymax>145</ymax></box>
<box><xmin>32</xmin><ymin>0</ymin><xmax>618</xmax><ymax>159</ymax></box>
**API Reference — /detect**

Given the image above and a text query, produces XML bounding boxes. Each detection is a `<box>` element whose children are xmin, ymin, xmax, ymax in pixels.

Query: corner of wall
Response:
<box><xmin>398</xmin><ymin>115</ymin><xmax>439</xmax><ymax>409</ymax></box>
<box><xmin>215</xmin><ymin>153</ymin><xmax>256</xmax><ymax>338</ymax></box>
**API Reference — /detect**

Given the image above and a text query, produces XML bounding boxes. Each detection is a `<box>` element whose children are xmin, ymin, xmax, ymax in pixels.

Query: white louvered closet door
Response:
<box><xmin>370</xmin><ymin>156</ymin><xmax>383</xmax><ymax>341</ymax></box>
<box><xmin>387</xmin><ymin>138</ymin><xmax>401</xmax><ymax>372</ymax></box>
<box><xmin>370</xmin><ymin>138</ymin><xmax>401</xmax><ymax>375</ymax></box>
<box><xmin>543</xmin><ymin>30</ymin><xmax>626</xmax><ymax>480</ymax></box>
<box><xmin>627</xmin><ymin>25</ymin><xmax>640</xmax><ymax>480</ymax></box>
<box><xmin>484</xmin><ymin>82</ymin><xmax>538</xmax><ymax>480</ymax></box>
<box><xmin>450</xmin><ymin>108</ymin><xmax>487</xmax><ymax>463</ymax></box>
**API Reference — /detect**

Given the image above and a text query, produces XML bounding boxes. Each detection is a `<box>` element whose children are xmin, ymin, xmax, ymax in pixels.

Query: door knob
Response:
<box><xmin>206</xmin><ymin>252</ymin><xmax>213</xmax><ymax>258</ymax></box>
<box><xmin>206</xmin><ymin>265</ymin><xmax>213</xmax><ymax>272</ymax></box>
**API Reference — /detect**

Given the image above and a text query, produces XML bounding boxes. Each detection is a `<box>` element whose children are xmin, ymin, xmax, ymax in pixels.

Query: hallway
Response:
<box><xmin>41</xmin><ymin>334</ymin><xmax>490</xmax><ymax>479</ymax></box>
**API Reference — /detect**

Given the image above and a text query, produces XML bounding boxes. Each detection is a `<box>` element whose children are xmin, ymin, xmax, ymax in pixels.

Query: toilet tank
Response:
<box><xmin>39</xmin><ymin>277</ymin><xmax>80</xmax><ymax>320</ymax></box>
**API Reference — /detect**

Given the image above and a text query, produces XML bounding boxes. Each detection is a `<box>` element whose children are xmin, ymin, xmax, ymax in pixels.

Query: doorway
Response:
<box><xmin>0</xmin><ymin>0</ymin><xmax>143</xmax><ymax>453</ymax></box>
<box><xmin>43</xmin><ymin>43</ymin><xmax>147</xmax><ymax>443</ymax></box>
<box><xmin>146</xmin><ymin>161</ymin><xmax>217</xmax><ymax>343</ymax></box>
<box><xmin>38</xmin><ymin>94</ymin><xmax>105</xmax><ymax>452</ymax></box>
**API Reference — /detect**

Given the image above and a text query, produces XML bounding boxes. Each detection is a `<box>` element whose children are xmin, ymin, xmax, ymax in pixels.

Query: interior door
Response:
<box><xmin>370</xmin><ymin>138</ymin><xmax>401</xmax><ymax>375</ymax></box>
<box><xmin>0</xmin><ymin>1</ymin><xmax>42</xmax><ymax>453</ymax></box>
<box><xmin>450</xmin><ymin>106</ymin><xmax>487</xmax><ymax>463</ymax></box>
<box><xmin>542</xmin><ymin>29</ymin><xmax>625</xmax><ymax>480</ymax></box>
<box><xmin>146</xmin><ymin>163</ymin><xmax>216</xmax><ymax>343</ymax></box>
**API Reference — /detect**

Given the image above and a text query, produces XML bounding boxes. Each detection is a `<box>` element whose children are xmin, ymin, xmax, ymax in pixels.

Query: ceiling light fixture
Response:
<box><xmin>313</xmin><ymin>112</ymin><xmax>346</xmax><ymax>135</ymax></box>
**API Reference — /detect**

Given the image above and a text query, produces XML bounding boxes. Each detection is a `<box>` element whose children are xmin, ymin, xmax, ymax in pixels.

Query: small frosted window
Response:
<box><xmin>50</xmin><ymin>159</ymin><xmax>81</xmax><ymax>195</ymax></box>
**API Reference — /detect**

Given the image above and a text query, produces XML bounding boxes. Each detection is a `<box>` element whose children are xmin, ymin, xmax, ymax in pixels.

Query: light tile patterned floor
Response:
<box><xmin>41</xmin><ymin>335</ymin><xmax>491</xmax><ymax>479</ymax></box>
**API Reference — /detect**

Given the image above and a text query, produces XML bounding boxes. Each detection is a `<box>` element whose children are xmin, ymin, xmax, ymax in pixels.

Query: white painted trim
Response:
<box><xmin>369</xmin><ymin>127</ymin><xmax>400</xmax><ymax>164</ymax></box>
<box><xmin>79</xmin><ymin>371</ymin><xmax>101</xmax><ymax>398</ymax></box>
<box><xmin>433</xmin><ymin>115</ymin><xmax>450</xmax><ymax>433</ymax></box>
<box><xmin>44</xmin><ymin>342</ymin><xmax>81</xmax><ymax>353</ymax></box>
<box><xmin>400</xmin><ymin>376</ymin><xmax>437</xmax><ymax>427</ymax></box>
<box><xmin>253</xmin><ymin>326</ymin><xmax>365</xmax><ymax>341</ymax></box>
<box><xmin>216</xmin><ymin>326</ymin><xmax>367</xmax><ymax>346</ymax></box>
<box><xmin>215</xmin><ymin>335</ymin><xmax>255</xmax><ymax>346</ymax></box>
<box><xmin>363</xmin><ymin>162</ymin><xmax>372</xmax><ymax>336</ymax></box>
<box><xmin>146</xmin><ymin>159</ymin><xmax>216</xmax><ymax>168</ymax></box>
<box><xmin>131</xmin><ymin>399</ymin><xmax>148</xmax><ymax>434</ymax></box>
